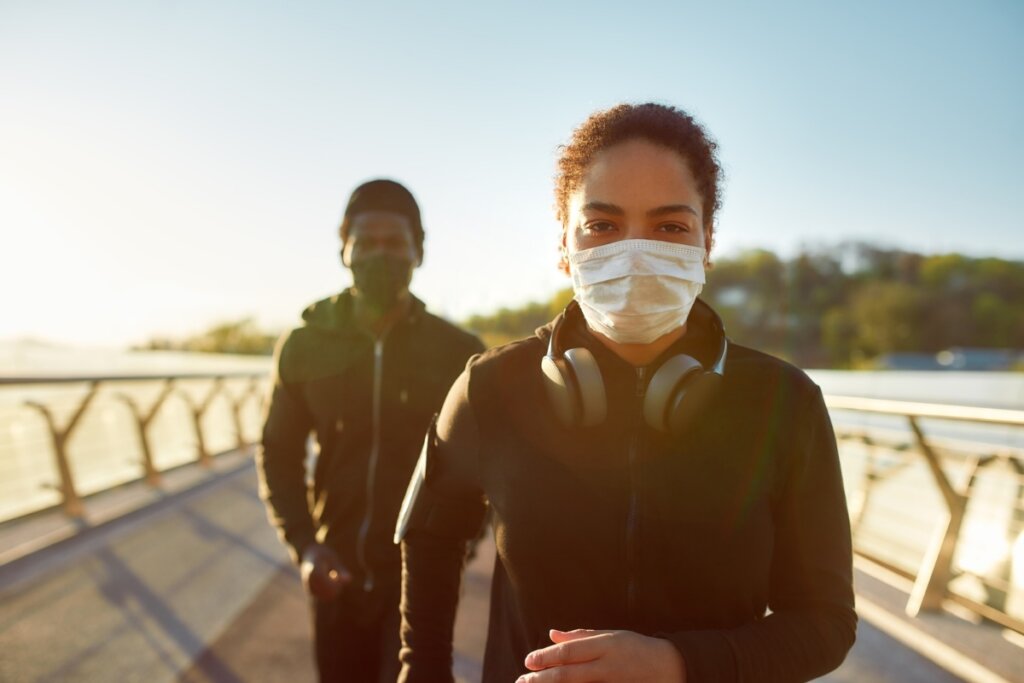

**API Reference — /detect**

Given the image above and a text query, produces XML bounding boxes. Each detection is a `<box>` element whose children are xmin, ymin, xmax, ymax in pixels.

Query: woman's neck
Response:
<box><xmin>589</xmin><ymin>324</ymin><xmax>687</xmax><ymax>367</ymax></box>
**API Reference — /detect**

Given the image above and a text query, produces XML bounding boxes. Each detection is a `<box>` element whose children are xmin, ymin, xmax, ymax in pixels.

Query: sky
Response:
<box><xmin>1</xmin><ymin>0</ymin><xmax>1022</xmax><ymax>348</ymax></box>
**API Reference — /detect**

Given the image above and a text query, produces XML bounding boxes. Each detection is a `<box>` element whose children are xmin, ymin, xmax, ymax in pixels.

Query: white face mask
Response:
<box><xmin>568</xmin><ymin>239</ymin><xmax>706</xmax><ymax>344</ymax></box>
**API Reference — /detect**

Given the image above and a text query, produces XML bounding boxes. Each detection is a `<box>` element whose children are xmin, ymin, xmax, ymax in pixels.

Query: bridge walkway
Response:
<box><xmin>0</xmin><ymin>454</ymin><xmax>1020</xmax><ymax>683</ymax></box>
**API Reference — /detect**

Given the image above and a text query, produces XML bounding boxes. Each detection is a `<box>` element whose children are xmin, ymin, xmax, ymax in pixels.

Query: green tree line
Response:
<box><xmin>463</xmin><ymin>243</ymin><xmax>1024</xmax><ymax>368</ymax></box>
<box><xmin>139</xmin><ymin>244</ymin><xmax>1023</xmax><ymax>368</ymax></box>
<box><xmin>136</xmin><ymin>317</ymin><xmax>278</xmax><ymax>356</ymax></box>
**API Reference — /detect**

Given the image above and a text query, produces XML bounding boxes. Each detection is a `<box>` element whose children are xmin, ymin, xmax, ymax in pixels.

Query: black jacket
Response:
<box><xmin>399</xmin><ymin>300</ymin><xmax>856</xmax><ymax>682</ymax></box>
<box><xmin>256</xmin><ymin>290</ymin><xmax>484</xmax><ymax>594</ymax></box>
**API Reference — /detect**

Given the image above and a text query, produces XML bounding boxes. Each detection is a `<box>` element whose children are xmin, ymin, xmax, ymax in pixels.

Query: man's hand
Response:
<box><xmin>517</xmin><ymin>629</ymin><xmax>686</xmax><ymax>683</ymax></box>
<box><xmin>300</xmin><ymin>543</ymin><xmax>351</xmax><ymax>601</ymax></box>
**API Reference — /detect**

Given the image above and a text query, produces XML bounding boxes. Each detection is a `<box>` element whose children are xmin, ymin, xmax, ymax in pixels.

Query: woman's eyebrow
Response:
<box><xmin>647</xmin><ymin>204</ymin><xmax>699</xmax><ymax>217</ymax></box>
<box><xmin>581</xmin><ymin>201</ymin><xmax>625</xmax><ymax>215</ymax></box>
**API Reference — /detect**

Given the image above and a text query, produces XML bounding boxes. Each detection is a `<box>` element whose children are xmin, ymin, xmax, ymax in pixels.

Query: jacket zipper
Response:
<box><xmin>355</xmin><ymin>336</ymin><xmax>386</xmax><ymax>592</ymax></box>
<box><xmin>626</xmin><ymin>366</ymin><xmax>646</xmax><ymax>622</ymax></box>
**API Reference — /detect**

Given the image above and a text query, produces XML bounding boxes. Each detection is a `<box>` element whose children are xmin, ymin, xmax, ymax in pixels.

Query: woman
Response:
<box><xmin>396</xmin><ymin>103</ymin><xmax>856</xmax><ymax>683</ymax></box>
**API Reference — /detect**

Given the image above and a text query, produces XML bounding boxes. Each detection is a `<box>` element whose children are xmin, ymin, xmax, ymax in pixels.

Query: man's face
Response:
<box><xmin>342</xmin><ymin>211</ymin><xmax>419</xmax><ymax>267</ymax></box>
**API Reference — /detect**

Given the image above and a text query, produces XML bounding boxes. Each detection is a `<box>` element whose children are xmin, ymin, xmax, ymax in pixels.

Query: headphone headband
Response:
<box><xmin>542</xmin><ymin>298</ymin><xmax>728</xmax><ymax>435</ymax></box>
<box><xmin>548</xmin><ymin>299</ymin><xmax>728</xmax><ymax>375</ymax></box>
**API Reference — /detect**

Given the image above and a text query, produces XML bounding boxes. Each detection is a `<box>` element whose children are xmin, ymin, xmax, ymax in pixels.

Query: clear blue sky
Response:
<box><xmin>2</xmin><ymin>0</ymin><xmax>1021</xmax><ymax>346</ymax></box>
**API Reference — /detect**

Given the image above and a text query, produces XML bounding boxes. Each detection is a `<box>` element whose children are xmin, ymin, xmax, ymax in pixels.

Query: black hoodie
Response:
<box><xmin>256</xmin><ymin>290</ymin><xmax>483</xmax><ymax>595</ymax></box>
<box><xmin>398</xmin><ymin>299</ymin><xmax>856</xmax><ymax>682</ymax></box>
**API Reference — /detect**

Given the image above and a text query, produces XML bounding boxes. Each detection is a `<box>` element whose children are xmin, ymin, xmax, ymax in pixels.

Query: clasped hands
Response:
<box><xmin>300</xmin><ymin>543</ymin><xmax>351</xmax><ymax>601</ymax></box>
<box><xmin>301</xmin><ymin>544</ymin><xmax>685</xmax><ymax>681</ymax></box>
<box><xmin>517</xmin><ymin>628</ymin><xmax>686</xmax><ymax>683</ymax></box>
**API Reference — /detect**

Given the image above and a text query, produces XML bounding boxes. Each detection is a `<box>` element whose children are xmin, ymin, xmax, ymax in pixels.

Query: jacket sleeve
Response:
<box><xmin>398</xmin><ymin>366</ymin><xmax>488</xmax><ymax>683</ymax></box>
<box><xmin>254</xmin><ymin>331</ymin><xmax>317</xmax><ymax>565</ymax></box>
<box><xmin>665</xmin><ymin>386</ymin><xmax>857</xmax><ymax>683</ymax></box>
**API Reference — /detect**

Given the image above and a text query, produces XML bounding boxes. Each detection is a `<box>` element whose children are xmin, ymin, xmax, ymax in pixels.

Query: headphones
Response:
<box><xmin>541</xmin><ymin>299</ymin><xmax>728</xmax><ymax>437</ymax></box>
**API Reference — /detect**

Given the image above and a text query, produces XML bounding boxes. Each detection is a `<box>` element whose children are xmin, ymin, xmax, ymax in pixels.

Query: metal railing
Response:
<box><xmin>0</xmin><ymin>373</ymin><xmax>268</xmax><ymax>521</ymax></box>
<box><xmin>827</xmin><ymin>394</ymin><xmax>1024</xmax><ymax>633</ymax></box>
<box><xmin>1</xmin><ymin>375</ymin><xmax>1021</xmax><ymax>632</ymax></box>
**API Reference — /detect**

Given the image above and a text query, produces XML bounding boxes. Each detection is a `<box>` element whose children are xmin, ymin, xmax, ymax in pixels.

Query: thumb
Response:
<box><xmin>327</xmin><ymin>560</ymin><xmax>352</xmax><ymax>585</ymax></box>
<box><xmin>329</xmin><ymin>567</ymin><xmax>352</xmax><ymax>585</ymax></box>
<box><xmin>549</xmin><ymin>628</ymin><xmax>611</xmax><ymax>643</ymax></box>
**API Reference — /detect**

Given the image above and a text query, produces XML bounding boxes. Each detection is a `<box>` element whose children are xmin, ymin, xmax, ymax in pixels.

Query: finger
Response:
<box><xmin>525</xmin><ymin>634</ymin><xmax>609</xmax><ymax>670</ymax></box>
<box><xmin>310</xmin><ymin>564</ymin><xmax>334</xmax><ymax>588</ymax></box>
<box><xmin>327</xmin><ymin>566</ymin><xmax>352</xmax><ymax>586</ymax></box>
<box><xmin>517</xmin><ymin>659</ymin><xmax>603</xmax><ymax>683</ymax></box>
<box><xmin>549</xmin><ymin>628</ymin><xmax>614</xmax><ymax>643</ymax></box>
<box><xmin>308</xmin><ymin>573</ymin><xmax>340</xmax><ymax>601</ymax></box>
<box><xmin>315</xmin><ymin>553</ymin><xmax>349</xmax><ymax>582</ymax></box>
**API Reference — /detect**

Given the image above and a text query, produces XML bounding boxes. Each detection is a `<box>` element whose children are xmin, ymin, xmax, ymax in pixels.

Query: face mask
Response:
<box><xmin>568</xmin><ymin>239</ymin><xmax>705</xmax><ymax>344</ymax></box>
<box><xmin>351</xmin><ymin>253</ymin><xmax>415</xmax><ymax>309</ymax></box>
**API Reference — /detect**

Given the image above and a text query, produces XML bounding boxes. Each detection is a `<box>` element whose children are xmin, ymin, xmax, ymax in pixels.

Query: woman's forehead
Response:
<box><xmin>572</xmin><ymin>142</ymin><xmax>701</xmax><ymax>213</ymax></box>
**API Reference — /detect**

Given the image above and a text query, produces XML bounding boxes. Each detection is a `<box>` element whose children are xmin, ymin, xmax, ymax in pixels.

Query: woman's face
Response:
<box><xmin>562</xmin><ymin>139</ymin><xmax>709</xmax><ymax>266</ymax></box>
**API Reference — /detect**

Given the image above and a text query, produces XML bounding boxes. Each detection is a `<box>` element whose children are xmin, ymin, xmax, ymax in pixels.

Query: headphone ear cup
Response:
<box><xmin>563</xmin><ymin>347</ymin><xmax>607</xmax><ymax>426</ymax></box>
<box><xmin>644</xmin><ymin>355</ymin><xmax>703</xmax><ymax>432</ymax></box>
<box><xmin>665</xmin><ymin>371</ymin><xmax>722</xmax><ymax>438</ymax></box>
<box><xmin>541</xmin><ymin>355</ymin><xmax>581</xmax><ymax>426</ymax></box>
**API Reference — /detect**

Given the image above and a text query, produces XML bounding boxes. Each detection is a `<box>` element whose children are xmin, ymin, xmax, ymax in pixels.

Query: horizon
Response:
<box><xmin>3</xmin><ymin>1</ymin><xmax>1022</xmax><ymax>347</ymax></box>
<box><xmin>4</xmin><ymin>240</ymin><xmax>1020</xmax><ymax>353</ymax></box>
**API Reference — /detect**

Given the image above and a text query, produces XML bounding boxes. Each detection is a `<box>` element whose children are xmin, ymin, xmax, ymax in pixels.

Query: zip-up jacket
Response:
<box><xmin>256</xmin><ymin>290</ymin><xmax>484</xmax><ymax>595</ymax></box>
<box><xmin>399</xmin><ymin>299</ymin><xmax>856</xmax><ymax>682</ymax></box>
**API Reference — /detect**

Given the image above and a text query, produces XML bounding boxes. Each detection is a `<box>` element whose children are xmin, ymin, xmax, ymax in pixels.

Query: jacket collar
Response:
<box><xmin>538</xmin><ymin>297</ymin><xmax>722</xmax><ymax>376</ymax></box>
<box><xmin>302</xmin><ymin>288</ymin><xmax>427</xmax><ymax>337</ymax></box>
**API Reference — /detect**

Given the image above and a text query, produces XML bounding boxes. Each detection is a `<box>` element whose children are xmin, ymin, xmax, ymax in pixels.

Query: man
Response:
<box><xmin>256</xmin><ymin>179</ymin><xmax>484</xmax><ymax>682</ymax></box>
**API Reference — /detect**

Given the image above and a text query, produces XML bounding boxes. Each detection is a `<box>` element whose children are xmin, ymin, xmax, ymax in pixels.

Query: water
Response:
<box><xmin>808</xmin><ymin>369</ymin><xmax>1024</xmax><ymax>409</ymax></box>
<box><xmin>0</xmin><ymin>339</ymin><xmax>271</xmax><ymax>379</ymax></box>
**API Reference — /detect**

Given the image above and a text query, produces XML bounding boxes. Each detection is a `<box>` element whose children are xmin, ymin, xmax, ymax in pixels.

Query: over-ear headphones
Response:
<box><xmin>541</xmin><ymin>299</ymin><xmax>728</xmax><ymax>437</ymax></box>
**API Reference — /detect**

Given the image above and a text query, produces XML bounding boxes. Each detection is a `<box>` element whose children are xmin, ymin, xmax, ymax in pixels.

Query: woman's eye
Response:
<box><xmin>585</xmin><ymin>221</ymin><xmax>616</xmax><ymax>233</ymax></box>
<box><xmin>658</xmin><ymin>223</ymin><xmax>690</xmax><ymax>234</ymax></box>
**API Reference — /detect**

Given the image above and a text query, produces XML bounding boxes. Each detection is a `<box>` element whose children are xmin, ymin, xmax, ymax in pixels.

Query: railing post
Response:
<box><xmin>228</xmin><ymin>380</ymin><xmax>254</xmax><ymax>450</ymax></box>
<box><xmin>905</xmin><ymin>416</ymin><xmax>979</xmax><ymax>616</ymax></box>
<box><xmin>115</xmin><ymin>380</ymin><xmax>175</xmax><ymax>487</ymax></box>
<box><xmin>23</xmin><ymin>402</ymin><xmax>84</xmax><ymax>518</ymax></box>
<box><xmin>986</xmin><ymin>456</ymin><xmax>1024</xmax><ymax>612</ymax></box>
<box><xmin>179</xmin><ymin>378</ymin><xmax>223</xmax><ymax>468</ymax></box>
<box><xmin>22</xmin><ymin>382</ymin><xmax>101</xmax><ymax>518</ymax></box>
<box><xmin>849</xmin><ymin>435</ymin><xmax>876</xmax><ymax>533</ymax></box>
<box><xmin>225</xmin><ymin>378</ymin><xmax>264</xmax><ymax>451</ymax></box>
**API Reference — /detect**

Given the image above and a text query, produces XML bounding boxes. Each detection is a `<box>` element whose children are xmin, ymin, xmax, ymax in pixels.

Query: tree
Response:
<box><xmin>137</xmin><ymin>318</ymin><xmax>277</xmax><ymax>355</ymax></box>
<box><xmin>460</xmin><ymin>243</ymin><xmax>1023</xmax><ymax>369</ymax></box>
<box><xmin>848</xmin><ymin>282</ymin><xmax>928</xmax><ymax>360</ymax></box>
<box><xmin>464</xmin><ymin>288</ymin><xmax>573</xmax><ymax>347</ymax></box>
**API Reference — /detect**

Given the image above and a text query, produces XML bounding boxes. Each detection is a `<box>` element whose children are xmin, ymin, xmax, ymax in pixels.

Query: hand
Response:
<box><xmin>518</xmin><ymin>629</ymin><xmax>686</xmax><ymax>683</ymax></box>
<box><xmin>300</xmin><ymin>543</ymin><xmax>351</xmax><ymax>601</ymax></box>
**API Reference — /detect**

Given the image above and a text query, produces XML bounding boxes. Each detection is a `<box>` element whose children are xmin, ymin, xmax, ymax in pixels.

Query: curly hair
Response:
<box><xmin>554</xmin><ymin>102</ymin><xmax>724</xmax><ymax>252</ymax></box>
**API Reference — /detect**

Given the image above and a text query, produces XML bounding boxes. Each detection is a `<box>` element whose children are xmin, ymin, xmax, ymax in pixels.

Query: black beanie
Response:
<box><xmin>341</xmin><ymin>179</ymin><xmax>424</xmax><ymax>257</ymax></box>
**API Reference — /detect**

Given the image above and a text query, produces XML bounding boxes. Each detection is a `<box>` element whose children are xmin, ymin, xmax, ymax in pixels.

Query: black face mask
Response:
<box><xmin>350</xmin><ymin>253</ymin><xmax>415</xmax><ymax>309</ymax></box>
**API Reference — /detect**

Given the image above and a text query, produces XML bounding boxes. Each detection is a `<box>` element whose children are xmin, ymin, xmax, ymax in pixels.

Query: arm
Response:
<box><xmin>254</xmin><ymin>331</ymin><xmax>318</xmax><ymax>565</ymax></box>
<box><xmin>397</xmin><ymin>368</ymin><xmax>488</xmax><ymax>683</ymax></box>
<box><xmin>665</xmin><ymin>386</ymin><xmax>857</xmax><ymax>682</ymax></box>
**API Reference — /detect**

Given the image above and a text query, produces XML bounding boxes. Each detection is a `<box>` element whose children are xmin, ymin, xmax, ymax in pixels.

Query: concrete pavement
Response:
<box><xmin>1</xmin><ymin>456</ymin><xmax>1020</xmax><ymax>682</ymax></box>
